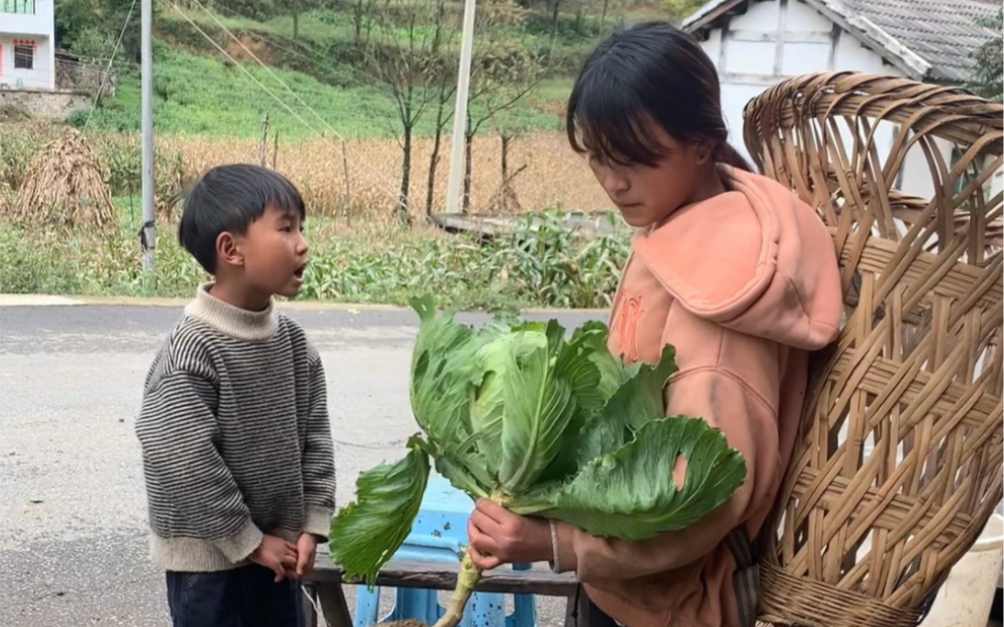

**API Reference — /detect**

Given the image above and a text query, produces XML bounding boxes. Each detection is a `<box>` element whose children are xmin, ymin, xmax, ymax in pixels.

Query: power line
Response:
<box><xmin>83</xmin><ymin>0</ymin><xmax>139</xmax><ymax>129</ymax></box>
<box><xmin>203</xmin><ymin>2</ymin><xmax>398</xmax><ymax>94</ymax></box>
<box><xmin>166</xmin><ymin>1</ymin><xmax>324</xmax><ymax>134</ymax></box>
<box><xmin>169</xmin><ymin>0</ymin><xmax>412</xmax><ymax>214</ymax></box>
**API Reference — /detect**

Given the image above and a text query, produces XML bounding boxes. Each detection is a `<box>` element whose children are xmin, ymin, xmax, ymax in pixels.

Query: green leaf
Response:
<box><xmin>543</xmin><ymin>417</ymin><xmax>747</xmax><ymax>542</ymax></box>
<box><xmin>569</xmin><ymin>320</ymin><xmax>623</xmax><ymax>403</ymax></box>
<box><xmin>329</xmin><ymin>436</ymin><xmax>431</xmax><ymax>585</ymax></box>
<box><xmin>534</xmin><ymin>324</ymin><xmax>606</xmax><ymax>483</ymax></box>
<box><xmin>497</xmin><ymin>338</ymin><xmax>576</xmax><ymax>494</ymax></box>
<box><xmin>576</xmin><ymin>344</ymin><xmax>678</xmax><ymax>462</ymax></box>
<box><xmin>469</xmin><ymin>329</ymin><xmax>549</xmax><ymax>471</ymax></box>
<box><xmin>558</xmin><ymin>321</ymin><xmax>607</xmax><ymax>417</ymax></box>
<box><xmin>434</xmin><ymin>450</ymin><xmax>493</xmax><ymax>501</ymax></box>
<box><xmin>409</xmin><ymin>296</ymin><xmax>485</xmax><ymax>453</ymax></box>
<box><xmin>615</xmin><ymin>344</ymin><xmax>678</xmax><ymax>431</ymax></box>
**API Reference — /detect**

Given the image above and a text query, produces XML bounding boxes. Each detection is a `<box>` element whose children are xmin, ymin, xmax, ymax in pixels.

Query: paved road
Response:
<box><xmin>0</xmin><ymin>303</ymin><xmax>599</xmax><ymax>627</ymax></box>
<box><xmin>3</xmin><ymin>303</ymin><xmax>1001</xmax><ymax>627</ymax></box>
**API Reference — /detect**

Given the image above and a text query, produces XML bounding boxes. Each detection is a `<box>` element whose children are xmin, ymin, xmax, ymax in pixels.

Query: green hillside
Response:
<box><xmin>54</xmin><ymin>0</ymin><xmax>697</xmax><ymax>139</ymax></box>
<box><xmin>82</xmin><ymin>44</ymin><xmax>566</xmax><ymax>138</ymax></box>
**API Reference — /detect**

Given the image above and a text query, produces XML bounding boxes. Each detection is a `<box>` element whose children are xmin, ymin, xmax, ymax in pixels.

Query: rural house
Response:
<box><xmin>0</xmin><ymin>0</ymin><xmax>113</xmax><ymax>118</ymax></box>
<box><xmin>682</xmin><ymin>0</ymin><xmax>1002</xmax><ymax>200</ymax></box>
<box><xmin>0</xmin><ymin>0</ymin><xmax>55</xmax><ymax>90</ymax></box>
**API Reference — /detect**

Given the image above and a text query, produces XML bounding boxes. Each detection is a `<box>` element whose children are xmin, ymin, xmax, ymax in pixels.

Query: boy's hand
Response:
<box><xmin>250</xmin><ymin>535</ymin><xmax>298</xmax><ymax>582</ymax></box>
<box><xmin>295</xmin><ymin>533</ymin><xmax>318</xmax><ymax>578</ymax></box>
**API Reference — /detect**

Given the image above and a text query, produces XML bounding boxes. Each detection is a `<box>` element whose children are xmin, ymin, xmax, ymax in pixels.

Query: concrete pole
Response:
<box><xmin>445</xmin><ymin>0</ymin><xmax>476</xmax><ymax>215</ymax></box>
<box><xmin>140</xmin><ymin>0</ymin><xmax>156</xmax><ymax>270</ymax></box>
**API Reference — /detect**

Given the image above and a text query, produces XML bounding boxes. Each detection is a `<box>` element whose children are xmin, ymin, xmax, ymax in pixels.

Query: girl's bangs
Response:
<box><xmin>567</xmin><ymin>76</ymin><xmax>667</xmax><ymax>167</ymax></box>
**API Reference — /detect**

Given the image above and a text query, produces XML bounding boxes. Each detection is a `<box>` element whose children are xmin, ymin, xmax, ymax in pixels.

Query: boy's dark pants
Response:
<box><xmin>166</xmin><ymin>564</ymin><xmax>303</xmax><ymax>627</ymax></box>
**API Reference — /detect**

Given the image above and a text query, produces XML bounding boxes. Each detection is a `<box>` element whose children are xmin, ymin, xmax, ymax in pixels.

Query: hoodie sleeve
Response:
<box><xmin>550</xmin><ymin>367</ymin><xmax>775</xmax><ymax>582</ymax></box>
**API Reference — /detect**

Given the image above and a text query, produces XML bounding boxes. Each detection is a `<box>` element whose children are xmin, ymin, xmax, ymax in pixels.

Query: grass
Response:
<box><xmin>83</xmin><ymin>46</ymin><xmax>565</xmax><ymax>138</ymax></box>
<box><xmin>0</xmin><ymin>207</ymin><xmax>631</xmax><ymax>312</ymax></box>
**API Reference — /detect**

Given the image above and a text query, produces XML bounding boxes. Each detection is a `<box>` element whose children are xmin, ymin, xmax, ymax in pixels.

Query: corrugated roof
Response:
<box><xmin>683</xmin><ymin>0</ymin><xmax>1000</xmax><ymax>83</ymax></box>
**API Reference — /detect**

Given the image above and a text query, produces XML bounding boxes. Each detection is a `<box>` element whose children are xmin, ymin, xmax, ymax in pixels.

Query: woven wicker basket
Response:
<box><xmin>741</xmin><ymin>72</ymin><xmax>1004</xmax><ymax>627</ymax></box>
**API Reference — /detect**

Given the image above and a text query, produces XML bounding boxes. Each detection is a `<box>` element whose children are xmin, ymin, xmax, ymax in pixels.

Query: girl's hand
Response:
<box><xmin>467</xmin><ymin>499</ymin><xmax>552</xmax><ymax>570</ymax></box>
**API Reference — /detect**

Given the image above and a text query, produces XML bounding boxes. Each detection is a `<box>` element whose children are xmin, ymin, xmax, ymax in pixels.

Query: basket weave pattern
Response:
<box><xmin>742</xmin><ymin>72</ymin><xmax>1004</xmax><ymax>627</ymax></box>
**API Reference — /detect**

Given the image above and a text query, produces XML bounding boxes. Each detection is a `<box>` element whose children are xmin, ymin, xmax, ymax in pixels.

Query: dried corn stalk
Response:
<box><xmin>9</xmin><ymin>127</ymin><xmax>117</xmax><ymax>232</ymax></box>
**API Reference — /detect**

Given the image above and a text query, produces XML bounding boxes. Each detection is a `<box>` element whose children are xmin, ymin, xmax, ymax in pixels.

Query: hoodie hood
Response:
<box><xmin>631</xmin><ymin>166</ymin><xmax>842</xmax><ymax>350</ymax></box>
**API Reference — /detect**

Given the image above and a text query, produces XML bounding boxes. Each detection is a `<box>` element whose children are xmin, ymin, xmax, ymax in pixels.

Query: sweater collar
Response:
<box><xmin>184</xmin><ymin>283</ymin><xmax>278</xmax><ymax>341</ymax></box>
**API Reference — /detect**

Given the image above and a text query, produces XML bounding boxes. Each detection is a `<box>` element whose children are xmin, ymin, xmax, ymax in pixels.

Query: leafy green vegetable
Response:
<box><xmin>329</xmin><ymin>436</ymin><xmax>431</xmax><ymax>583</ymax></box>
<box><xmin>330</xmin><ymin>296</ymin><xmax>747</xmax><ymax>627</ymax></box>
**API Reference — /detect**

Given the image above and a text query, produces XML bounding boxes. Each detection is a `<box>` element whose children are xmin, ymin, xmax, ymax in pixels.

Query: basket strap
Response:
<box><xmin>725</xmin><ymin>527</ymin><xmax>761</xmax><ymax>627</ymax></box>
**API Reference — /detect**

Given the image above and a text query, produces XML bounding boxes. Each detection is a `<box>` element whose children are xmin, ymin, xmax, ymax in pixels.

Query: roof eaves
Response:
<box><xmin>846</xmin><ymin>14</ymin><xmax>933</xmax><ymax>79</ymax></box>
<box><xmin>682</xmin><ymin>0</ymin><xmax>748</xmax><ymax>33</ymax></box>
<box><xmin>681</xmin><ymin>0</ymin><xmax>938</xmax><ymax>81</ymax></box>
<box><xmin>805</xmin><ymin>0</ymin><xmax>931</xmax><ymax>80</ymax></box>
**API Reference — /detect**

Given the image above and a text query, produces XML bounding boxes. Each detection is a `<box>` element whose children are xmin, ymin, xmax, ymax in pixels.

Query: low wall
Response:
<box><xmin>0</xmin><ymin>88</ymin><xmax>90</xmax><ymax>121</ymax></box>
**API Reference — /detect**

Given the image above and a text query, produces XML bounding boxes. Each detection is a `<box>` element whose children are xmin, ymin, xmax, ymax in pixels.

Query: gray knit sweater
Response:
<box><xmin>136</xmin><ymin>285</ymin><xmax>336</xmax><ymax>572</ymax></box>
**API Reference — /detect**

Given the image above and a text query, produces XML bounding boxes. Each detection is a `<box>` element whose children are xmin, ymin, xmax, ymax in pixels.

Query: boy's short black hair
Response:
<box><xmin>178</xmin><ymin>163</ymin><xmax>306</xmax><ymax>274</ymax></box>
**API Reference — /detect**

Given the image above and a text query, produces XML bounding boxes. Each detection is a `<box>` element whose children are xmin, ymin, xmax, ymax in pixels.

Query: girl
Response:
<box><xmin>466</xmin><ymin>21</ymin><xmax>843</xmax><ymax>627</ymax></box>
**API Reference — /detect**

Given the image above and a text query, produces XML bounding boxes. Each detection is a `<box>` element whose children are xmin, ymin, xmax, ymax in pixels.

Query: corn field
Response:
<box><xmin>0</xmin><ymin>123</ymin><xmax>629</xmax><ymax>310</ymax></box>
<box><xmin>0</xmin><ymin>123</ymin><xmax>612</xmax><ymax>225</ymax></box>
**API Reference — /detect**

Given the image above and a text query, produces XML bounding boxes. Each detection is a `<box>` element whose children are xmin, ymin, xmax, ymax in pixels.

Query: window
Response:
<box><xmin>1</xmin><ymin>0</ymin><xmax>36</xmax><ymax>14</ymax></box>
<box><xmin>13</xmin><ymin>41</ymin><xmax>34</xmax><ymax>70</ymax></box>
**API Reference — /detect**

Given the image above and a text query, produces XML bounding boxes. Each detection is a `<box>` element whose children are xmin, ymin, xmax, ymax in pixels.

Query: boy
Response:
<box><xmin>135</xmin><ymin>164</ymin><xmax>336</xmax><ymax>627</ymax></box>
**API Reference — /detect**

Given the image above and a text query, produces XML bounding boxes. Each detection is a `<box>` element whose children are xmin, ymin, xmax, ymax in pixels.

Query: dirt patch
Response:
<box><xmin>225</xmin><ymin>34</ymin><xmax>276</xmax><ymax>66</ymax></box>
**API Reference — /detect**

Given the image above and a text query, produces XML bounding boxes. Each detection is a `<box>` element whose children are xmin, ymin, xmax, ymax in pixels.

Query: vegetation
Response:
<box><xmin>0</xmin><ymin>0</ymin><xmax>693</xmax><ymax>308</ymax></box>
<box><xmin>0</xmin><ymin>205</ymin><xmax>630</xmax><ymax>311</ymax></box>
<box><xmin>969</xmin><ymin>0</ymin><xmax>1003</xmax><ymax>102</ymax></box>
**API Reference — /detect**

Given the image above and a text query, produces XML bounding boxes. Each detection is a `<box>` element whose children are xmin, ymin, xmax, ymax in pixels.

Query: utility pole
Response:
<box><xmin>140</xmin><ymin>0</ymin><xmax>156</xmax><ymax>270</ymax></box>
<box><xmin>445</xmin><ymin>0</ymin><xmax>476</xmax><ymax>215</ymax></box>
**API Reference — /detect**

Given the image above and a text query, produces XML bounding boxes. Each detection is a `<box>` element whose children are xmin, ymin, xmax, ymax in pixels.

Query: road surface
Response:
<box><xmin>0</xmin><ymin>302</ymin><xmax>598</xmax><ymax>627</ymax></box>
<box><xmin>2</xmin><ymin>302</ymin><xmax>1000</xmax><ymax>627</ymax></box>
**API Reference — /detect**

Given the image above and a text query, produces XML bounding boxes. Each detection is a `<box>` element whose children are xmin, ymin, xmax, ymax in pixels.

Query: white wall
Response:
<box><xmin>697</xmin><ymin>0</ymin><xmax>987</xmax><ymax>208</ymax></box>
<box><xmin>704</xmin><ymin>0</ymin><xmax>902</xmax><ymax>162</ymax></box>
<box><xmin>0</xmin><ymin>0</ymin><xmax>53</xmax><ymax>37</ymax></box>
<box><xmin>0</xmin><ymin>34</ymin><xmax>55</xmax><ymax>89</ymax></box>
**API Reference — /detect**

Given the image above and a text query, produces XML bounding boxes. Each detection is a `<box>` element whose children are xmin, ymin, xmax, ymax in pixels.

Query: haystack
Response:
<box><xmin>9</xmin><ymin>127</ymin><xmax>117</xmax><ymax>232</ymax></box>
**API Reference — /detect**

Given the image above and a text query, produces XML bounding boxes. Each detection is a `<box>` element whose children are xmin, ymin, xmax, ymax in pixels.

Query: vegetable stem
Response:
<box><xmin>432</xmin><ymin>551</ymin><xmax>480</xmax><ymax>627</ymax></box>
<box><xmin>432</xmin><ymin>492</ymin><xmax>508</xmax><ymax>627</ymax></box>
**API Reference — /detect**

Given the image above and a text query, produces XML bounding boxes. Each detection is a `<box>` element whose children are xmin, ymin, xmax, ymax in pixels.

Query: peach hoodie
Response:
<box><xmin>550</xmin><ymin>167</ymin><xmax>843</xmax><ymax>627</ymax></box>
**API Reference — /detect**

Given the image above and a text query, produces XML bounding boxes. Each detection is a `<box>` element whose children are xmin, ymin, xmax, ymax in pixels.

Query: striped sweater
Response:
<box><xmin>136</xmin><ymin>285</ymin><xmax>336</xmax><ymax>572</ymax></box>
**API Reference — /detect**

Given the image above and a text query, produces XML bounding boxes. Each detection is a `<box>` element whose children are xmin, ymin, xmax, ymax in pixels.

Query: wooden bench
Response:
<box><xmin>302</xmin><ymin>556</ymin><xmax>587</xmax><ymax>627</ymax></box>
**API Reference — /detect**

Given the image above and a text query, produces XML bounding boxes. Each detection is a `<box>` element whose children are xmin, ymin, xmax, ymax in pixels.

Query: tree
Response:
<box><xmin>55</xmin><ymin>0</ymin><xmax>157</xmax><ymax>62</ymax></box>
<box><xmin>424</xmin><ymin>73</ymin><xmax>458</xmax><ymax>218</ymax></box>
<box><xmin>422</xmin><ymin>0</ymin><xmax>459</xmax><ymax>218</ymax></box>
<box><xmin>663</xmin><ymin>0</ymin><xmax>705</xmax><ymax>24</ymax></box>
<box><xmin>460</xmin><ymin>0</ymin><xmax>544</xmax><ymax>213</ymax></box>
<box><xmin>364</xmin><ymin>0</ymin><xmax>453</xmax><ymax>226</ymax></box>
<box><xmin>969</xmin><ymin>2</ymin><xmax>1002</xmax><ymax>102</ymax></box>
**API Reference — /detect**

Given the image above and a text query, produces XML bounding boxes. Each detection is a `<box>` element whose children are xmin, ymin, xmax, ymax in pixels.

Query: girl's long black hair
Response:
<box><xmin>566</xmin><ymin>21</ymin><xmax>753</xmax><ymax>172</ymax></box>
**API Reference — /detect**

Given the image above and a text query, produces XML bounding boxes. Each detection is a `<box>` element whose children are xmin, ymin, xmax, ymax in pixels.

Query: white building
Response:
<box><xmin>0</xmin><ymin>0</ymin><xmax>56</xmax><ymax>90</ymax></box>
<box><xmin>682</xmin><ymin>0</ymin><xmax>1001</xmax><ymax>200</ymax></box>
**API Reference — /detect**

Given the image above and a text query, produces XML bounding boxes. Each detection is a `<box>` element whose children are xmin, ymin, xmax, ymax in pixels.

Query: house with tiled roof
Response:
<box><xmin>681</xmin><ymin>0</ymin><xmax>1000</xmax><ymax>197</ymax></box>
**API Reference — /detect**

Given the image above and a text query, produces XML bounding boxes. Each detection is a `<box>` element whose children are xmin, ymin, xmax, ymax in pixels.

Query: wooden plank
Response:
<box><xmin>728</xmin><ymin>29</ymin><xmax>831</xmax><ymax>44</ymax></box>
<box><xmin>428</xmin><ymin>211</ymin><xmax>621</xmax><ymax>241</ymax></box>
<box><xmin>317</xmin><ymin>583</ymin><xmax>354</xmax><ymax>627</ymax></box>
<box><xmin>308</xmin><ymin>559</ymin><xmax>578</xmax><ymax>597</ymax></box>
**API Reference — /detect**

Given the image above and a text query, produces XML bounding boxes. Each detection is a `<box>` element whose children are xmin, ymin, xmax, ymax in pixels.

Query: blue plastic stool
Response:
<box><xmin>353</xmin><ymin>472</ymin><xmax>538</xmax><ymax>627</ymax></box>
